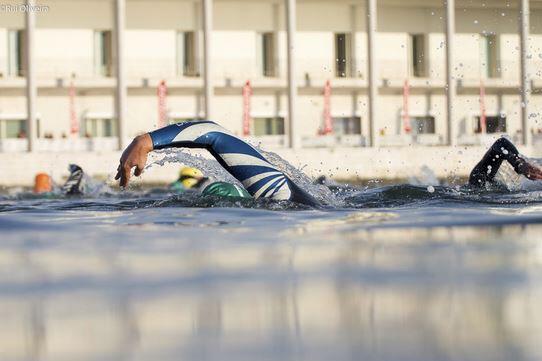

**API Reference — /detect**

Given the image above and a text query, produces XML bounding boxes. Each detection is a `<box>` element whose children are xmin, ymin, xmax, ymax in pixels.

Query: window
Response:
<box><xmin>409</xmin><ymin>34</ymin><xmax>427</xmax><ymax>78</ymax></box>
<box><xmin>258</xmin><ymin>32</ymin><xmax>277</xmax><ymax>77</ymax></box>
<box><xmin>480</xmin><ymin>33</ymin><xmax>500</xmax><ymax>78</ymax></box>
<box><xmin>94</xmin><ymin>30</ymin><xmax>113</xmax><ymax>77</ymax></box>
<box><xmin>84</xmin><ymin>118</ymin><xmax>116</xmax><ymax>137</ymax></box>
<box><xmin>7</xmin><ymin>30</ymin><xmax>25</xmax><ymax>77</ymax></box>
<box><xmin>177</xmin><ymin>31</ymin><xmax>199</xmax><ymax>77</ymax></box>
<box><xmin>0</xmin><ymin>119</ymin><xmax>26</xmax><ymax>138</ymax></box>
<box><xmin>253</xmin><ymin>117</ymin><xmax>285</xmax><ymax>136</ymax></box>
<box><xmin>335</xmin><ymin>33</ymin><xmax>352</xmax><ymax>78</ymax></box>
<box><xmin>332</xmin><ymin>116</ymin><xmax>361</xmax><ymax>135</ymax></box>
<box><xmin>411</xmin><ymin>116</ymin><xmax>435</xmax><ymax>134</ymax></box>
<box><xmin>475</xmin><ymin>115</ymin><xmax>506</xmax><ymax>133</ymax></box>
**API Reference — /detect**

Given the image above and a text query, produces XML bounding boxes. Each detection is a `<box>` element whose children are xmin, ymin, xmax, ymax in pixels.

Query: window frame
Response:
<box><xmin>257</xmin><ymin>32</ymin><xmax>278</xmax><ymax>78</ymax></box>
<box><xmin>410</xmin><ymin>115</ymin><xmax>436</xmax><ymax>134</ymax></box>
<box><xmin>334</xmin><ymin>33</ymin><xmax>353</xmax><ymax>78</ymax></box>
<box><xmin>331</xmin><ymin>116</ymin><xmax>362</xmax><ymax>135</ymax></box>
<box><xmin>93</xmin><ymin>30</ymin><xmax>113</xmax><ymax>77</ymax></box>
<box><xmin>83</xmin><ymin>117</ymin><xmax>117</xmax><ymax>137</ymax></box>
<box><xmin>176</xmin><ymin>31</ymin><xmax>200</xmax><ymax>77</ymax></box>
<box><xmin>480</xmin><ymin>33</ymin><xmax>501</xmax><ymax>79</ymax></box>
<box><xmin>409</xmin><ymin>33</ymin><xmax>428</xmax><ymax>78</ymax></box>
<box><xmin>7</xmin><ymin>29</ymin><xmax>25</xmax><ymax>77</ymax></box>
<box><xmin>253</xmin><ymin>116</ymin><xmax>285</xmax><ymax>136</ymax></box>
<box><xmin>475</xmin><ymin>115</ymin><xmax>507</xmax><ymax>134</ymax></box>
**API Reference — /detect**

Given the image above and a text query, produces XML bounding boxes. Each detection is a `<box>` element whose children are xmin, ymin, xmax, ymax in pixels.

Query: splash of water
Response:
<box><xmin>147</xmin><ymin>149</ymin><xmax>242</xmax><ymax>186</ymax></box>
<box><xmin>146</xmin><ymin>147</ymin><xmax>341</xmax><ymax>206</ymax></box>
<box><xmin>408</xmin><ymin>165</ymin><xmax>440</xmax><ymax>186</ymax></box>
<box><xmin>257</xmin><ymin>148</ymin><xmax>340</xmax><ymax>206</ymax></box>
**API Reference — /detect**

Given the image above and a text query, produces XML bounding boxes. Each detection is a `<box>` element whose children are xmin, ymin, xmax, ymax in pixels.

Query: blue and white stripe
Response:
<box><xmin>150</xmin><ymin>120</ymin><xmax>308</xmax><ymax>202</ymax></box>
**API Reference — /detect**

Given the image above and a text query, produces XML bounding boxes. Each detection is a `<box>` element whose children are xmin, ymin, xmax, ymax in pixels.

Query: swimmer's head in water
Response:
<box><xmin>34</xmin><ymin>173</ymin><xmax>52</xmax><ymax>193</ymax></box>
<box><xmin>178</xmin><ymin>167</ymin><xmax>205</xmax><ymax>189</ymax></box>
<box><xmin>202</xmin><ymin>181</ymin><xmax>251</xmax><ymax>199</ymax></box>
<box><xmin>68</xmin><ymin>164</ymin><xmax>83</xmax><ymax>174</ymax></box>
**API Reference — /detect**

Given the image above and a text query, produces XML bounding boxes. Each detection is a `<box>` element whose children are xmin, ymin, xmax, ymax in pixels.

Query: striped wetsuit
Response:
<box><xmin>149</xmin><ymin>120</ymin><xmax>320</xmax><ymax>206</ymax></box>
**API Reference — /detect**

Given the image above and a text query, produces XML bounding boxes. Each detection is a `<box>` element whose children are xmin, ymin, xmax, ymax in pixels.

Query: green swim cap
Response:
<box><xmin>202</xmin><ymin>182</ymin><xmax>251</xmax><ymax>199</ymax></box>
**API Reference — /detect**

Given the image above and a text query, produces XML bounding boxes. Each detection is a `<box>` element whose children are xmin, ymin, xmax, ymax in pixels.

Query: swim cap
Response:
<box><xmin>180</xmin><ymin>167</ymin><xmax>203</xmax><ymax>179</ymax></box>
<box><xmin>202</xmin><ymin>181</ymin><xmax>251</xmax><ymax>199</ymax></box>
<box><xmin>178</xmin><ymin>167</ymin><xmax>204</xmax><ymax>189</ymax></box>
<box><xmin>34</xmin><ymin>173</ymin><xmax>52</xmax><ymax>193</ymax></box>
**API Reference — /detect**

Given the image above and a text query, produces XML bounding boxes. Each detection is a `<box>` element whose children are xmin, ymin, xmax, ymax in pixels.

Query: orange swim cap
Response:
<box><xmin>34</xmin><ymin>173</ymin><xmax>52</xmax><ymax>193</ymax></box>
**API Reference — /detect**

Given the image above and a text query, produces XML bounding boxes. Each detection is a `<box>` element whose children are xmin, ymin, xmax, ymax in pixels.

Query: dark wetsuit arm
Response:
<box><xmin>469</xmin><ymin>138</ymin><xmax>527</xmax><ymax>186</ymax></box>
<box><xmin>148</xmin><ymin>121</ymin><xmax>320</xmax><ymax>206</ymax></box>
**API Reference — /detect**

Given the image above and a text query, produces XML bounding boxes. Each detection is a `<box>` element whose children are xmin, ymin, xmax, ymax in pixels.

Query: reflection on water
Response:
<box><xmin>1</xmin><ymin>205</ymin><xmax>542</xmax><ymax>361</ymax></box>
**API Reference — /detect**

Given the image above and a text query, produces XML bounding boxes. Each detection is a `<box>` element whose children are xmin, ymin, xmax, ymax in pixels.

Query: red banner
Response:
<box><xmin>157</xmin><ymin>80</ymin><xmax>168</xmax><ymax>128</ymax></box>
<box><xmin>242</xmin><ymin>80</ymin><xmax>252</xmax><ymax>136</ymax></box>
<box><xmin>69</xmin><ymin>81</ymin><xmax>78</xmax><ymax>135</ymax></box>
<box><xmin>322</xmin><ymin>80</ymin><xmax>332</xmax><ymax>135</ymax></box>
<box><xmin>479</xmin><ymin>80</ymin><xmax>487</xmax><ymax>133</ymax></box>
<box><xmin>402</xmin><ymin>79</ymin><xmax>411</xmax><ymax>133</ymax></box>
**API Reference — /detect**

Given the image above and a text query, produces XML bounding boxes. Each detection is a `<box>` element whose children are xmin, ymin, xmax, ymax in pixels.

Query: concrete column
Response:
<box><xmin>25</xmin><ymin>0</ymin><xmax>37</xmax><ymax>152</ymax></box>
<box><xmin>202</xmin><ymin>0</ymin><xmax>213</xmax><ymax>120</ymax></box>
<box><xmin>286</xmin><ymin>0</ymin><xmax>299</xmax><ymax>148</ymax></box>
<box><xmin>114</xmin><ymin>0</ymin><xmax>127</xmax><ymax>149</ymax></box>
<box><xmin>444</xmin><ymin>0</ymin><xmax>456</xmax><ymax>146</ymax></box>
<box><xmin>520</xmin><ymin>0</ymin><xmax>531</xmax><ymax>145</ymax></box>
<box><xmin>366</xmin><ymin>0</ymin><xmax>377</xmax><ymax>147</ymax></box>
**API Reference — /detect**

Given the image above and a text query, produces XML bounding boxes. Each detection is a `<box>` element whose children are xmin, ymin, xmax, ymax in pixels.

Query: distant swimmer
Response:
<box><xmin>170</xmin><ymin>166</ymin><xmax>251</xmax><ymax>199</ymax></box>
<box><xmin>33</xmin><ymin>164</ymin><xmax>86</xmax><ymax>196</ymax></box>
<box><xmin>33</xmin><ymin>173</ymin><xmax>52</xmax><ymax>194</ymax></box>
<box><xmin>116</xmin><ymin>120</ymin><xmax>319</xmax><ymax>206</ymax></box>
<box><xmin>62</xmin><ymin>164</ymin><xmax>85</xmax><ymax>195</ymax></box>
<box><xmin>170</xmin><ymin>167</ymin><xmax>208</xmax><ymax>192</ymax></box>
<box><xmin>469</xmin><ymin>137</ymin><xmax>542</xmax><ymax>187</ymax></box>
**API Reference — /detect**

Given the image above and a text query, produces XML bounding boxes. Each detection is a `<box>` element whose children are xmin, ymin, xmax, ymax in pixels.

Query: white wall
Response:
<box><xmin>0</xmin><ymin>0</ymin><xmax>541</xmax><ymax>142</ymax></box>
<box><xmin>127</xmin><ymin>0</ymin><xmax>196</xmax><ymax>30</ymax></box>
<box><xmin>125</xmin><ymin>30</ymin><xmax>176</xmax><ymax>78</ymax></box>
<box><xmin>36</xmin><ymin>29</ymin><xmax>94</xmax><ymax>78</ymax></box>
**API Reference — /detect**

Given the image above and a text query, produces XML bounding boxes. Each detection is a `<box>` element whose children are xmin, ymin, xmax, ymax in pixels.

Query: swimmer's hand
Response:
<box><xmin>115</xmin><ymin>133</ymin><xmax>153</xmax><ymax>188</ymax></box>
<box><xmin>517</xmin><ymin>158</ymin><xmax>542</xmax><ymax>181</ymax></box>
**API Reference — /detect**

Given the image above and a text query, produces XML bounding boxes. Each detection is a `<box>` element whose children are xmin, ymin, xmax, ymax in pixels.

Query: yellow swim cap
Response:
<box><xmin>180</xmin><ymin>167</ymin><xmax>203</xmax><ymax>179</ymax></box>
<box><xmin>178</xmin><ymin>167</ymin><xmax>204</xmax><ymax>189</ymax></box>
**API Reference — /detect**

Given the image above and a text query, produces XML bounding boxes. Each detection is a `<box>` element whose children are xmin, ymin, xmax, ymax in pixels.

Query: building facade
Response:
<box><xmin>0</xmin><ymin>0</ymin><xmax>542</xmax><ymax>151</ymax></box>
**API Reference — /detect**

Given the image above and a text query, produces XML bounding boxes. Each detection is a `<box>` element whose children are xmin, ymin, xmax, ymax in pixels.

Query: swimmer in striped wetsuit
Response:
<box><xmin>469</xmin><ymin>137</ymin><xmax>542</xmax><ymax>187</ymax></box>
<box><xmin>116</xmin><ymin>120</ymin><xmax>320</xmax><ymax>207</ymax></box>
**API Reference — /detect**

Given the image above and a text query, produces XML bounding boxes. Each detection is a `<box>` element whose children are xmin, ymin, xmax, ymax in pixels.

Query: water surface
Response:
<box><xmin>1</xmin><ymin>184</ymin><xmax>542</xmax><ymax>361</ymax></box>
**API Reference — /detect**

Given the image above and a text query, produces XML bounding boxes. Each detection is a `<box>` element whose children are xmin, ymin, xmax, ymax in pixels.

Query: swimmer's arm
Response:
<box><xmin>514</xmin><ymin>158</ymin><xmax>542</xmax><ymax>180</ymax></box>
<box><xmin>494</xmin><ymin>139</ymin><xmax>542</xmax><ymax>180</ymax></box>
<box><xmin>115</xmin><ymin>133</ymin><xmax>153</xmax><ymax>187</ymax></box>
<box><xmin>469</xmin><ymin>137</ymin><xmax>542</xmax><ymax>186</ymax></box>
